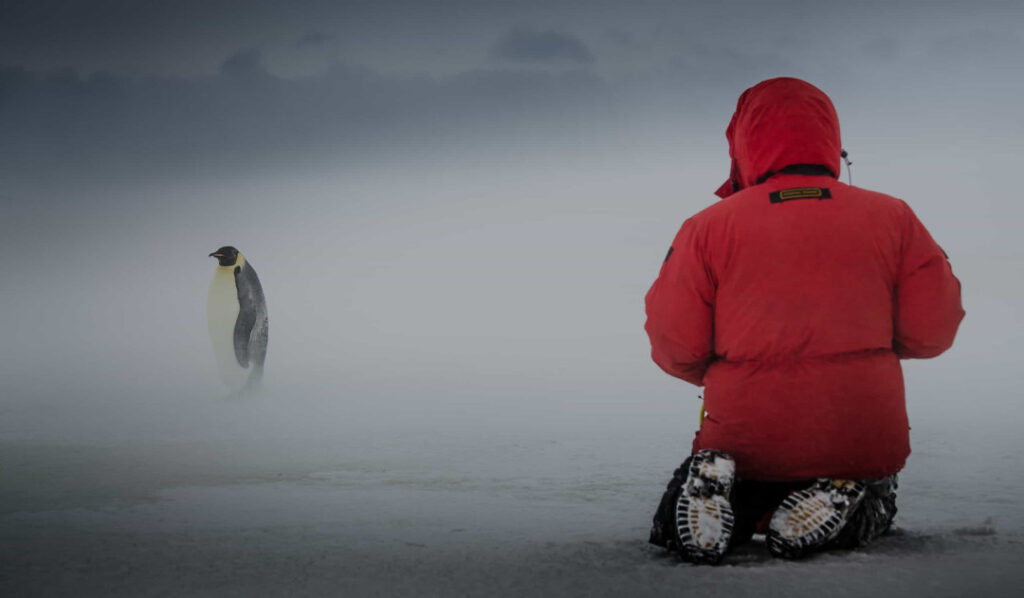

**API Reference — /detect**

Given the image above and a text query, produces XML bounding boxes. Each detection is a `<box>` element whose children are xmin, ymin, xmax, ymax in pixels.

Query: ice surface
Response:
<box><xmin>2</xmin><ymin>386</ymin><xmax>1023</xmax><ymax>597</ymax></box>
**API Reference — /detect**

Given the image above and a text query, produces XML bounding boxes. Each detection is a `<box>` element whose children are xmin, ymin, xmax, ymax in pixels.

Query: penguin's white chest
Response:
<box><xmin>207</xmin><ymin>267</ymin><xmax>248</xmax><ymax>389</ymax></box>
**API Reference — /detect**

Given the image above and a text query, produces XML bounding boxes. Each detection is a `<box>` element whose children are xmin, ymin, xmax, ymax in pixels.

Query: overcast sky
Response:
<box><xmin>1</xmin><ymin>1</ymin><xmax>1022</xmax><ymax>422</ymax></box>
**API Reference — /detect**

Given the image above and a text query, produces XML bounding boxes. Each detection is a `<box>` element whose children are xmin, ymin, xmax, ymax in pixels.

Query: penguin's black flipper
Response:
<box><xmin>233</xmin><ymin>261</ymin><xmax>266</xmax><ymax>368</ymax></box>
<box><xmin>248</xmin><ymin>313</ymin><xmax>268</xmax><ymax>374</ymax></box>
<box><xmin>233</xmin><ymin>308</ymin><xmax>255</xmax><ymax>368</ymax></box>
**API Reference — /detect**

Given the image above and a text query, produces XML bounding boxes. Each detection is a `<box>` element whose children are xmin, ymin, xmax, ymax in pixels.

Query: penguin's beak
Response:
<box><xmin>209</xmin><ymin>252</ymin><xmax>223</xmax><ymax>258</ymax></box>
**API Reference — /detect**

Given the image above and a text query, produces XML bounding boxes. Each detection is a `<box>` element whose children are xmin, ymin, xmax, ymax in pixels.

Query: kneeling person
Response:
<box><xmin>644</xmin><ymin>78</ymin><xmax>964</xmax><ymax>563</ymax></box>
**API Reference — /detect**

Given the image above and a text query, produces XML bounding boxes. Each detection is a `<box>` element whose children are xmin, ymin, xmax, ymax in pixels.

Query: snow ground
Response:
<box><xmin>2</xmin><ymin>390</ymin><xmax>1022</xmax><ymax>597</ymax></box>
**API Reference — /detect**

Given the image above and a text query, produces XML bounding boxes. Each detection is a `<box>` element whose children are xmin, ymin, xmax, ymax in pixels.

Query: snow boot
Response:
<box><xmin>829</xmin><ymin>475</ymin><xmax>898</xmax><ymax>549</ymax></box>
<box><xmin>767</xmin><ymin>478</ymin><xmax>867</xmax><ymax>559</ymax></box>
<box><xmin>672</xmin><ymin>449</ymin><xmax>737</xmax><ymax>564</ymax></box>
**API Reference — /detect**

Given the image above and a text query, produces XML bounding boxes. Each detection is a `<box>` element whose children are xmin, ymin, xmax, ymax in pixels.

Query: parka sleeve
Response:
<box><xmin>644</xmin><ymin>217</ymin><xmax>716</xmax><ymax>386</ymax></box>
<box><xmin>893</xmin><ymin>203</ymin><xmax>965</xmax><ymax>358</ymax></box>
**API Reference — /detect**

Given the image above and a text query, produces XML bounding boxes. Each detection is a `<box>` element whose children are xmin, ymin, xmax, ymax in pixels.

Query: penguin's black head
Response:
<box><xmin>209</xmin><ymin>246</ymin><xmax>240</xmax><ymax>267</ymax></box>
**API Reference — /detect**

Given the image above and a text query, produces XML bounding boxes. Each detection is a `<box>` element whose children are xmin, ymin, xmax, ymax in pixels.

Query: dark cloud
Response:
<box><xmin>605</xmin><ymin>28</ymin><xmax>639</xmax><ymax>49</ymax></box>
<box><xmin>3</xmin><ymin>2</ymin><xmax>1019</xmax><ymax>198</ymax></box>
<box><xmin>219</xmin><ymin>48</ymin><xmax>267</xmax><ymax>78</ymax></box>
<box><xmin>296</xmin><ymin>31</ymin><xmax>334</xmax><ymax>48</ymax></box>
<box><xmin>490</xmin><ymin>27</ymin><xmax>594</xmax><ymax>64</ymax></box>
<box><xmin>0</xmin><ymin>54</ymin><xmax>613</xmax><ymax>187</ymax></box>
<box><xmin>0</xmin><ymin>65</ymin><xmax>34</xmax><ymax>97</ymax></box>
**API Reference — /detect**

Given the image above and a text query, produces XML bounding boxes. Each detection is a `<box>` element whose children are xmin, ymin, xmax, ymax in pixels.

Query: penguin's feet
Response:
<box><xmin>674</xmin><ymin>450</ymin><xmax>736</xmax><ymax>565</ymax></box>
<box><xmin>767</xmin><ymin>478</ymin><xmax>867</xmax><ymax>559</ymax></box>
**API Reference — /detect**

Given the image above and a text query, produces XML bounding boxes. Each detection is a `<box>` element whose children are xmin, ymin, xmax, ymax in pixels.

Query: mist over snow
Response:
<box><xmin>2</xmin><ymin>1</ymin><xmax>1024</xmax><ymax>595</ymax></box>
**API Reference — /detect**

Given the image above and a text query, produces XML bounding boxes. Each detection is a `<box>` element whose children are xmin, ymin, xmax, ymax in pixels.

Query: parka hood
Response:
<box><xmin>715</xmin><ymin>77</ymin><xmax>842</xmax><ymax>198</ymax></box>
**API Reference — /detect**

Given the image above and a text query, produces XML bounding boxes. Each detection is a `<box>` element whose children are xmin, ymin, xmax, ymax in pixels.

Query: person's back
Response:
<box><xmin>645</xmin><ymin>77</ymin><xmax>964</xmax><ymax>563</ymax></box>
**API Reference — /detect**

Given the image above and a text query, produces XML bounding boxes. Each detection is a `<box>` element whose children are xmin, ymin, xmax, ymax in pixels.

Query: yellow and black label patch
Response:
<box><xmin>769</xmin><ymin>187</ymin><xmax>832</xmax><ymax>203</ymax></box>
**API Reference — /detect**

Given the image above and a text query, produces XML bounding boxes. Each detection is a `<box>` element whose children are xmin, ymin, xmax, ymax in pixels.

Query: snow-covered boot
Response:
<box><xmin>829</xmin><ymin>475</ymin><xmax>898</xmax><ymax>549</ymax></box>
<box><xmin>673</xmin><ymin>449</ymin><xmax>737</xmax><ymax>564</ymax></box>
<box><xmin>767</xmin><ymin>478</ymin><xmax>867</xmax><ymax>559</ymax></box>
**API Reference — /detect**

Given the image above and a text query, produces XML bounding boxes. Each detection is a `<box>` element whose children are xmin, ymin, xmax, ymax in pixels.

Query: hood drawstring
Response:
<box><xmin>841</xmin><ymin>149</ymin><xmax>853</xmax><ymax>185</ymax></box>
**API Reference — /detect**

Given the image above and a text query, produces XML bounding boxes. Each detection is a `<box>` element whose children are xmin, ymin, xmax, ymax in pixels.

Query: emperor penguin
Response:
<box><xmin>207</xmin><ymin>246</ymin><xmax>268</xmax><ymax>393</ymax></box>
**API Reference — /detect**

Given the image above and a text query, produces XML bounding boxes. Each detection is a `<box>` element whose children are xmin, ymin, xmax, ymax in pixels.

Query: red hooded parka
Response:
<box><xmin>645</xmin><ymin>78</ymin><xmax>964</xmax><ymax>481</ymax></box>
